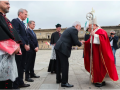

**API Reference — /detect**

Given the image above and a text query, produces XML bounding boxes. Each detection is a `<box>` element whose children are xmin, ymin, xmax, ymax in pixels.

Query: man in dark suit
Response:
<box><xmin>109</xmin><ymin>30</ymin><xmax>118</xmax><ymax>65</ymax></box>
<box><xmin>25</xmin><ymin>21</ymin><xmax>40</xmax><ymax>82</ymax></box>
<box><xmin>54</xmin><ymin>21</ymin><xmax>84</xmax><ymax>87</ymax></box>
<box><xmin>11</xmin><ymin>8</ymin><xmax>30</xmax><ymax>89</ymax></box>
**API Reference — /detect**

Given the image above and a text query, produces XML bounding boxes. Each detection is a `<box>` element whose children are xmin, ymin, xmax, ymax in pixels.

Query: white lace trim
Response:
<box><xmin>0</xmin><ymin>54</ymin><xmax>18</xmax><ymax>81</ymax></box>
<box><xmin>50</xmin><ymin>45</ymin><xmax>56</xmax><ymax>60</ymax></box>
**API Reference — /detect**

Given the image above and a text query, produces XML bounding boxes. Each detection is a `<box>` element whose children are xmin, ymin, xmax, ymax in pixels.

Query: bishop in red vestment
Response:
<box><xmin>84</xmin><ymin>18</ymin><xmax>119</xmax><ymax>87</ymax></box>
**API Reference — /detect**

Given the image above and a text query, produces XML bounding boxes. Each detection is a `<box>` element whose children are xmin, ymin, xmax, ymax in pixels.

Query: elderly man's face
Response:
<box><xmin>93</xmin><ymin>24</ymin><xmax>98</xmax><ymax>30</ymax></box>
<box><xmin>76</xmin><ymin>25</ymin><xmax>81</xmax><ymax>31</ymax></box>
<box><xmin>0</xmin><ymin>0</ymin><xmax>10</xmax><ymax>14</ymax></box>
<box><xmin>29</xmin><ymin>22</ymin><xmax>35</xmax><ymax>30</ymax></box>
<box><xmin>19</xmin><ymin>10</ymin><xmax>28</xmax><ymax>21</ymax></box>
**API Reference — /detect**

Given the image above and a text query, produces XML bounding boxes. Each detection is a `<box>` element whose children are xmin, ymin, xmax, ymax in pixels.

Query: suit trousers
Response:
<box><xmin>25</xmin><ymin>51</ymin><xmax>36</xmax><ymax>79</ymax></box>
<box><xmin>55</xmin><ymin>50</ymin><xmax>69</xmax><ymax>84</ymax></box>
<box><xmin>13</xmin><ymin>49</ymin><xmax>27</xmax><ymax>88</ymax></box>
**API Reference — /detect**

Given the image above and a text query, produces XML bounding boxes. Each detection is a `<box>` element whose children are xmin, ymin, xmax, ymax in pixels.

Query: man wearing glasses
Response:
<box><xmin>109</xmin><ymin>30</ymin><xmax>118</xmax><ymax>65</ymax></box>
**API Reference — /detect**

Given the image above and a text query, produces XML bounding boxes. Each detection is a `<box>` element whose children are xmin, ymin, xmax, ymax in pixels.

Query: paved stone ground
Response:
<box><xmin>21</xmin><ymin>49</ymin><xmax>120</xmax><ymax>90</ymax></box>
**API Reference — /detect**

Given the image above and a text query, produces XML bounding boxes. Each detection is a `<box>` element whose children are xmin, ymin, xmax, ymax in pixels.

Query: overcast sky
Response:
<box><xmin>7</xmin><ymin>1</ymin><xmax>120</xmax><ymax>29</ymax></box>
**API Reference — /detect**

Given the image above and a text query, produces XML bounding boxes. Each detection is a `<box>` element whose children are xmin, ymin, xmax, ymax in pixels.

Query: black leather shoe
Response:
<box><xmin>102</xmin><ymin>81</ymin><xmax>106</xmax><ymax>86</ymax></box>
<box><xmin>30</xmin><ymin>75</ymin><xmax>40</xmax><ymax>78</ymax></box>
<box><xmin>25</xmin><ymin>78</ymin><xmax>34</xmax><ymax>82</ymax></box>
<box><xmin>56</xmin><ymin>80</ymin><xmax>61</xmax><ymax>84</ymax></box>
<box><xmin>94</xmin><ymin>83</ymin><xmax>102</xmax><ymax>87</ymax></box>
<box><xmin>61</xmin><ymin>83</ymin><xmax>74</xmax><ymax>87</ymax></box>
<box><xmin>19</xmin><ymin>84</ymin><xmax>30</xmax><ymax>88</ymax></box>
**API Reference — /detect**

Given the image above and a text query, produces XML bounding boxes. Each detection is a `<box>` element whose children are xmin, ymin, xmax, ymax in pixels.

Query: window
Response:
<box><xmin>46</xmin><ymin>33</ymin><xmax>51</xmax><ymax>39</ymax></box>
<box><xmin>48</xmin><ymin>35</ymin><xmax>50</xmax><ymax>39</ymax></box>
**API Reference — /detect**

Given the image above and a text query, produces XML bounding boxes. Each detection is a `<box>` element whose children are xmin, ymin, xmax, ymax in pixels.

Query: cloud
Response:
<box><xmin>7</xmin><ymin>1</ymin><xmax>120</xmax><ymax>29</ymax></box>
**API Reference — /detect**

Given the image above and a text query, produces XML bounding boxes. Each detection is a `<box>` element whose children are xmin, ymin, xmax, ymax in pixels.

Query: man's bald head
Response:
<box><xmin>0</xmin><ymin>0</ymin><xmax>10</xmax><ymax>14</ymax></box>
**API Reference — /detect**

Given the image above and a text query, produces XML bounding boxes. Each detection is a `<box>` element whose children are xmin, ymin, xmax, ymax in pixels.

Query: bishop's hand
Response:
<box><xmin>90</xmin><ymin>31</ymin><xmax>95</xmax><ymax>36</ymax></box>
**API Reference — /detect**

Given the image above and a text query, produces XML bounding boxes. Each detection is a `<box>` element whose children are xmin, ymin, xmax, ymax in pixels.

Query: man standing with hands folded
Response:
<box><xmin>12</xmin><ymin>8</ymin><xmax>30</xmax><ymax>89</ymax></box>
<box><xmin>25</xmin><ymin>21</ymin><xmax>40</xmax><ymax>82</ymax></box>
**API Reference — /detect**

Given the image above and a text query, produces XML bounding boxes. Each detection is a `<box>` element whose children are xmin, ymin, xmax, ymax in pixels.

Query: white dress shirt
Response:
<box><xmin>18</xmin><ymin>17</ymin><xmax>22</xmax><ymax>22</ymax></box>
<box><xmin>110</xmin><ymin>37</ymin><xmax>113</xmax><ymax>46</ymax></box>
<box><xmin>18</xmin><ymin>17</ymin><xmax>26</xmax><ymax>30</ymax></box>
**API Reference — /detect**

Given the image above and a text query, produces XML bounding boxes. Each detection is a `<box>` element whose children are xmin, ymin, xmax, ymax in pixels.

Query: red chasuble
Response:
<box><xmin>84</xmin><ymin>28</ymin><xmax>119</xmax><ymax>83</ymax></box>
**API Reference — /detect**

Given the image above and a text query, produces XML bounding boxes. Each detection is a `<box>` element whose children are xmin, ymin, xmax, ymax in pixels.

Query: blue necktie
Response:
<box><xmin>31</xmin><ymin>30</ymin><xmax>35</xmax><ymax>36</ymax></box>
<box><xmin>21</xmin><ymin>21</ymin><xmax>26</xmax><ymax>28</ymax></box>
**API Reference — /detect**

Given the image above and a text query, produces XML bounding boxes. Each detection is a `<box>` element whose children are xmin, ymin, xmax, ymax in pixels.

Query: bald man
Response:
<box><xmin>0</xmin><ymin>0</ymin><xmax>21</xmax><ymax>89</ymax></box>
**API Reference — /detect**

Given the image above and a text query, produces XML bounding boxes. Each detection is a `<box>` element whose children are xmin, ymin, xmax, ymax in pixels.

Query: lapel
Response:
<box><xmin>17</xmin><ymin>18</ymin><xmax>25</xmax><ymax>28</ymax></box>
<box><xmin>17</xmin><ymin>18</ymin><xmax>27</xmax><ymax>34</ymax></box>
<box><xmin>28</xmin><ymin>28</ymin><xmax>36</xmax><ymax>38</ymax></box>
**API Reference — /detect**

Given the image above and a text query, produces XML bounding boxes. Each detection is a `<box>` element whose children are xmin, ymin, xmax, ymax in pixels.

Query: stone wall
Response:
<box><xmin>34</xmin><ymin>26</ymin><xmax>120</xmax><ymax>50</ymax></box>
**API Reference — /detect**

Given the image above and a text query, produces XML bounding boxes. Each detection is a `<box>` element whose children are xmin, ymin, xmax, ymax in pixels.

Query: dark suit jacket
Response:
<box><xmin>11</xmin><ymin>18</ymin><xmax>29</xmax><ymax>51</ymax></box>
<box><xmin>54</xmin><ymin>26</ymin><xmax>82</xmax><ymax>57</ymax></box>
<box><xmin>84</xmin><ymin>31</ymin><xmax>90</xmax><ymax>41</ymax></box>
<box><xmin>109</xmin><ymin>36</ymin><xmax>118</xmax><ymax>50</ymax></box>
<box><xmin>26</xmin><ymin>28</ymin><xmax>39</xmax><ymax>52</ymax></box>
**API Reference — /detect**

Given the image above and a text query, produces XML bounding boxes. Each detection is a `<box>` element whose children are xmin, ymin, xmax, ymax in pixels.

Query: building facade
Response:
<box><xmin>34</xmin><ymin>25</ymin><xmax>120</xmax><ymax>50</ymax></box>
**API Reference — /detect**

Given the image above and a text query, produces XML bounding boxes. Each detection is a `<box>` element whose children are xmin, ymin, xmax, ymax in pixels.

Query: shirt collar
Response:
<box><xmin>29</xmin><ymin>27</ymin><xmax>33</xmax><ymax>31</ymax></box>
<box><xmin>18</xmin><ymin>17</ymin><xmax>22</xmax><ymax>22</ymax></box>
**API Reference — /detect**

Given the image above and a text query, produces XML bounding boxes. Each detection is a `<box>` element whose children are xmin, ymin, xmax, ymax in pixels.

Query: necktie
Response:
<box><xmin>21</xmin><ymin>21</ymin><xmax>26</xmax><ymax>28</ymax></box>
<box><xmin>31</xmin><ymin>30</ymin><xmax>35</xmax><ymax>36</ymax></box>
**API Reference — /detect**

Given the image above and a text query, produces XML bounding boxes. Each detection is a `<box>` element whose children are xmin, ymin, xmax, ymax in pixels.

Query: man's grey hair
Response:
<box><xmin>110</xmin><ymin>30</ymin><xmax>115</xmax><ymax>33</ymax></box>
<box><xmin>72</xmin><ymin>21</ymin><xmax>81</xmax><ymax>27</ymax></box>
<box><xmin>28</xmin><ymin>20</ymin><xmax>35</xmax><ymax>26</ymax></box>
<box><xmin>18</xmin><ymin>8</ymin><xmax>28</xmax><ymax>16</ymax></box>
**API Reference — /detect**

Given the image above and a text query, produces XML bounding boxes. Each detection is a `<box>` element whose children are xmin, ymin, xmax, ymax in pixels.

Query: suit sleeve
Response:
<box><xmin>11</xmin><ymin>19</ymin><xmax>26</xmax><ymax>46</ymax></box>
<box><xmin>70</xmin><ymin>29</ymin><xmax>82</xmax><ymax>46</ymax></box>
